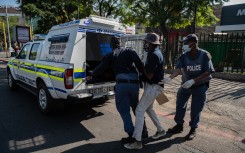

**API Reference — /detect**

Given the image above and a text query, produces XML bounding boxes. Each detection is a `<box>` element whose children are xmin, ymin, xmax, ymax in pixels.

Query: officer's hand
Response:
<box><xmin>182</xmin><ymin>79</ymin><xmax>195</xmax><ymax>89</ymax></box>
<box><xmin>86</xmin><ymin>76</ymin><xmax>93</xmax><ymax>81</ymax></box>
<box><xmin>163</xmin><ymin>77</ymin><xmax>172</xmax><ymax>84</ymax></box>
<box><xmin>88</xmin><ymin>70</ymin><xmax>93</xmax><ymax>76</ymax></box>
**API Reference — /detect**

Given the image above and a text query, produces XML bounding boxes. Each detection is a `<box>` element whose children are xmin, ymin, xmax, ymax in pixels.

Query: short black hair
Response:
<box><xmin>110</xmin><ymin>36</ymin><xmax>120</xmax><ymax>47</ymax></box>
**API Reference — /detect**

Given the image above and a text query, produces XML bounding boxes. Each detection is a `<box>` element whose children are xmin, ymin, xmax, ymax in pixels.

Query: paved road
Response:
<box><xmin>0</xmin><ymin>61</ymin><xmax>244</xmax><ymax>153</ymax></box>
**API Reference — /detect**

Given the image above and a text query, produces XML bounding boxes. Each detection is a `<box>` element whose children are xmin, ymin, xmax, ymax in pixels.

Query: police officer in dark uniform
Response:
<box><xmin>164</xmin><ymin>34</ymin><xmax>215</xmax><ymax>140</ymax></box>
<box><xmin>87</xmin><ymin>36</ymin><xmax>148</xmax><ymax>143</ymax></box>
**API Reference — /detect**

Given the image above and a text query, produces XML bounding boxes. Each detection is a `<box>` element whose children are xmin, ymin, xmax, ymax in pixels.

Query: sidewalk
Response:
<box><xmin>0</xmin><ymin>51</ymin><xmax>10</xmax><ymax>63</ymax></box>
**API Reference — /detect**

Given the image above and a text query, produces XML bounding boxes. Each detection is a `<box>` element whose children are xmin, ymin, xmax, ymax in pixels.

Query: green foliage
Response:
<box><xmin>17</xmin><ymin>0</ymin><xmax>93</xmax><ymax>33</ymax></box>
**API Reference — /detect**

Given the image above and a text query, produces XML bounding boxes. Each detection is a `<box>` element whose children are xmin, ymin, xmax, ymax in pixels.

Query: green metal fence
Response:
<box><xmin>199</xmin><ymin>33</ymin><xmax>245</xmax><ymax>74</ymax></box>
<box><xmin>169</xmin><ymin>33</ymin><xmax>245</xmax><ymax>74</ymax></box>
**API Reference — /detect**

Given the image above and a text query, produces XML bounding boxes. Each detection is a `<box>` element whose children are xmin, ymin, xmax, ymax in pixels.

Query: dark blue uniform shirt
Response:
<box><xmin>144</xmin><ymin>47</ymin><xmax>164</xmax><ymax>84</ymax></box>
<box><xmin>176</xmin><ymin>49</ymin><xmax>215</xmax><ymax>85</ymax></box>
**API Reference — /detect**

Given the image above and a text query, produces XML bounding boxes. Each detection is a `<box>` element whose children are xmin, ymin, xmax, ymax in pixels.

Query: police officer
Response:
<box><xmin>124</xmin><ymin>33</ymin><xmax>166</xmax><ymax>150</ymax></box>
<box><xmin>87</xmin><ymin>36</ymin><xmax>148</xmax><ymax>143</ymax></box>
<box><xmin>164</xmin><ymin>34</ymin><xmax>215</xmax><ymax>140</ymax></box>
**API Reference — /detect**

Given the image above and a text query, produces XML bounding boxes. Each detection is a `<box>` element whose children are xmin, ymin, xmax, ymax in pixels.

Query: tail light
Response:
<box><xmin>64</xmin><ymin>69</ymin><xmax>73</xmax><ymax>89</ymax></box>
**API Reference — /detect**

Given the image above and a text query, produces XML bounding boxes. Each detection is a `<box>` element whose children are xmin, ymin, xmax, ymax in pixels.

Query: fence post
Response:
<box><xmin>241</xmin><ymin>33</ymin><xmax>244</xmax><ymax>74</ymax></box>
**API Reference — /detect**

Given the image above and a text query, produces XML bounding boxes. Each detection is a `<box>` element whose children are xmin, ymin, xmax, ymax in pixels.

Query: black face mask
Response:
<box><xmin>143</xmin><ymin>42</ymin><xmax>150</xmax><ymax>52</ymax></box>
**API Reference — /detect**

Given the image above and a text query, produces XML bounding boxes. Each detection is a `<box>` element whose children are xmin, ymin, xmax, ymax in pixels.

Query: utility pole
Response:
<box><xmin>5</xmin><ymin>6</ymin><xmax>14</xmax><ymax>56</ymax></box>
<box><xmin>2</xmin><ymin>21</ymin><xmax>8</xmax><ymax>57</ymax></box>
<box><xmin>192</xmin><ymin>0</ymin><xmax>197</xmax><ymax>33</ymax></box>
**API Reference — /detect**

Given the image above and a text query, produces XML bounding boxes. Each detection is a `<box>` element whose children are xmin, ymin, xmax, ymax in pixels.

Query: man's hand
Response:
<box><xmin>86</xmin><ymin>76</ymin><xmax>93</xmax><ymax>81</ymax></box>
<box><xmin>86</xmin><ymin>70</ymin><xmax>93</xmax><ymax>81</ymax></box>
<box><xmin>163</xmin><ymin>77</ymin><xmax>172</xmax><ymax>84</ymax></box>
<box><xmin>182</xmin><ymin>79</ymin><xmax>195</xmax><ymax>89</ymax></box>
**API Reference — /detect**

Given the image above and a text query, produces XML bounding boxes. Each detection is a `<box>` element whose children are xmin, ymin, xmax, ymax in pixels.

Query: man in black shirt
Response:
<box><xmin>124</xmin><ymin>33</ymin><xmax>166</xmax><ymax>149</ymax></box>
<box><xmin>88</xmin><ymin>36</ymin><xmax>148</xmax><ymax>144</ymax></box>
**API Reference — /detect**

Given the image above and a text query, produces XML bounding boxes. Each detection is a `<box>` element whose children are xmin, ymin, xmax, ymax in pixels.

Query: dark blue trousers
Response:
<box><xmin>174</xmin><ymin>84</ymin><xmax>208</xmax><ymax>128</ymax></box>
<box><xmin>115</xmin><ymin>83</ymin><xmax>147</xmax><ymax>136</ymax></box>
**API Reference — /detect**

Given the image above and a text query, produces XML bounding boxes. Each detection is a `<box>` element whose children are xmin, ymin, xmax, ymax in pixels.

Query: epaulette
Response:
<box><xmin>200</xmin><ymin>49</ymin><xmax>212</xmax><ymax>60</ymax></box>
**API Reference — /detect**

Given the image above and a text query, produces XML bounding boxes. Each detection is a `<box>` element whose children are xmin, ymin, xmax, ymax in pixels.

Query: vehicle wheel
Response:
<box><xmin>7</xmin><ymin>71</ymin><xmax>17</xmax><ymax>91</ymax></box>
<box><xmin>37</xmin><ymin>83</ymin><xmax>54</xmax><ymax>114</ymax></box>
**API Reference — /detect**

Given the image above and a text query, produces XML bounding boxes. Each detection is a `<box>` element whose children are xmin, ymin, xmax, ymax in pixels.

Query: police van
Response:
<box><xmin>6</xmin><ymin>16</ymin><xmax>126</xmax><ymax>114</ymax></box>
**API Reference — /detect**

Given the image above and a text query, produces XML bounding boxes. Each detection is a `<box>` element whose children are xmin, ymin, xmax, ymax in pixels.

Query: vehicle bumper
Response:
<box><xmin>67</xmin><ymin>91</ymin><xmax>115</xmax><ymax>103</ymax></box>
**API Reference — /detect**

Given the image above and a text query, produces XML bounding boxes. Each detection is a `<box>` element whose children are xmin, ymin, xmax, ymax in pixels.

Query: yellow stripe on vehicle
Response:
<box><xmin>24</xmin><ymin>62</ymin><xmax>32</xmax><ymax>66</ymax></box>
<box><xmin>74</xmin><ymin>78</ymin><xmax>83</xmax><ymax>83</ymax></box>
<box><xmin>37</xmin><ymin>64</ymin><xmax>65</xmax><ymax>72</ymax></box>
<box><xmin>50</xmin><ymin>75</ymin><xmax>64</xmax><ymax>81</ymax></box>
<box><xmin>74</xmin><ymin>69</ymin><xmax>85</xmax><ymax>72</ymax></box>
<box><xmin>36</xmin><ymin>72</ymin><xmax>49</xmax><ymax>78</ymax></box>
<box><xmin>20</xmin><ymin>68</ymin><xmax>35</xmax><ymax>74</ymax></box>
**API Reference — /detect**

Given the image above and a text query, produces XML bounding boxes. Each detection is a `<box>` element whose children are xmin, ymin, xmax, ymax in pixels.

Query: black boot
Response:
<box><xmin>142</xmin><ymin>131</ymin><xmax>148</xmax><ymax>139</ymax></box>
<box><xmin>167</xmin><ymin>124</ymin><xmax>183</xmax><ymax>134</ymax></box>
<box><xmin>121</xmin><ymin>136</ymin><xmax>135</xmax><ymax>144</ymax></box>
<box><xmin>185</xmin><ymin>128</ymin><xmax>196</xmax><ymax>140</ymax></box>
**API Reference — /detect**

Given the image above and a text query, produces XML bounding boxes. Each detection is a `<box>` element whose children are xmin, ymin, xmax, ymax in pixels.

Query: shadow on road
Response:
<box><xmin>206</xmin><ymin>80</ymin><xmax>245</xmax><ymax>103</ymax></box>
<box><xmin>63</xmin><ymin>135</ymin><xmax>186</xmax><ymax>153</ymax></box>
<box><xmin>0</xmin><ymin>63</ymin><xmax>108</xmax><ymax>153</ymax></box>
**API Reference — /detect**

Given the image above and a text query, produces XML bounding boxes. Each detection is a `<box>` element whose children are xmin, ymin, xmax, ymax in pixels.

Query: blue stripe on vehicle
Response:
<box><xmin>47</xmin><ymin>87</ymin><xmax>67</xmax><ymax>93</ymax></box>
<box><xmin>74</xmin><ymin>72</ymin><xmax>86</xmax><ymax>78</ymax></box>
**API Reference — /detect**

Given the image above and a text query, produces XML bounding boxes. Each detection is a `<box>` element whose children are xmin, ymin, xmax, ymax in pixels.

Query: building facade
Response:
<box><xmin>215</xmin><ymin>3</ymin><xmax>245</xmax><ymax>33</ymax></box>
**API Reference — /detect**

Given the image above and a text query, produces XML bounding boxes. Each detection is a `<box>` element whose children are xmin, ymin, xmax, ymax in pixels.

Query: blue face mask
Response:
<box><xmin>182</xmin><ymin>43</ymin><xmax>193</xmax><ymax>52</ymax></box>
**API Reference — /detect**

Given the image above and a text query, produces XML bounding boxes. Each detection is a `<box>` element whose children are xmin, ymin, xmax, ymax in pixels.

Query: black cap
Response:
<box><xmin>181</xmin><ymin>34</ymin><xmax>198</xmax><ymax>44</ymax></box>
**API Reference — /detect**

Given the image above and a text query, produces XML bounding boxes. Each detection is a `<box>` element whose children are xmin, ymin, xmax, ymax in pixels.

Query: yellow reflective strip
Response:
<box><xmin>74</xmin><ymin>69</ymin><xmax>85</xmax><ymax>72</ymax></box>
<box><xmin>37</xmin><ymin>64</ymin><xmax>64</xmax><ymax>72</ymax></box>
<box><xmin>50</xmin><ymin>75</ymin><xmax>64</xmax><ymax>81</ymax></box>
<box><xmin>20</xmin><ymin>68</ymin><xmax>35</xmax><ymax>74</ymax></box>
<box><xmin>36</xmin><ymin>72</ymin><xmax>49</xmax><ymax>78</ymax></box>
<box><xmin>8</xmin><ymin>64</ymin><xmax>13</xmax><ymax>68</ymax></box>
<box><xmin>74</xmin><ymin>78</ymin><xmax>83</xmax><ymax>83</ymax></box>
<box><xmin>24</xmin><ymin>62</ymin><xmax>32</xmax><ymax>66</ymax></box>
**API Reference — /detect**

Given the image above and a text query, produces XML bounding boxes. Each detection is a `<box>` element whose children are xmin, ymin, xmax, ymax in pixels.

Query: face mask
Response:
<box><xmin>182</xmin><ymin>45</ymin><xmax>191</xmax><ymax>52</ymax></box>
<box><xmin>143</xmin><ymin>42</ymin><xmax>151</xmax><ymax>52</ymax></box>
<box><xmin>182</xmin><ymin>43</ymin><xmax>193</xmax><ymax>52</ymax></box>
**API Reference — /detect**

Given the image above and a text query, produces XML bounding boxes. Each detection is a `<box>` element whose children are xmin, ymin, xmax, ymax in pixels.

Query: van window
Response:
<box><xmin>49</xmin><ymin>42</ymin><xmax>67</xmax><ymax>55</ymax></box>
<box><xmin>18</xmin><ymin>44</ymin><xmax>30</xmax><ymax>59</ymax></box>
<box><xmin>49</xmin><ymin>34</ymin><xmax>69</xmax><ymax>55</ymax></box>
<box><xmin>29</xmin><ymin>43</ymin><xmax>40</xmax><ymax>60</ymax></box>
<box><xmin>86</xmin><ymin>32</ymin><xmax>113</xmax><ymax>61</ymax></box>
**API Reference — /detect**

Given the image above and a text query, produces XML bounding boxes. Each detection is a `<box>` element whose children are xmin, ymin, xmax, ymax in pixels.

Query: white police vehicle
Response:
<box><xmin>6</xmin><ymin>16</ymin><xmax>126</xmax><ymax>114</ymax></box>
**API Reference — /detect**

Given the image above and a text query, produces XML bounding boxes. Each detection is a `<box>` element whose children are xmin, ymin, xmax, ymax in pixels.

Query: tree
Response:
<box><xmin>17</xmin><ymin>0</ymin><xmax>94</xmax><ymax>33</ymax></box>
<box><xmin>120</xmin><ymin>0</ymin><xmax>229</xmax><ymax>66</ymax></box>
<box><xmin>93</xmin><ymin>0</ymin><xmax>128</xmax><ymax>18</ymax></box>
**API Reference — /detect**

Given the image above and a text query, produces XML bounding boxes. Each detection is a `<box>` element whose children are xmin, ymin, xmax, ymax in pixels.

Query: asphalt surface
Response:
<box><xmin>0</xmin><ymin>60</ymin><xmax>244</xmax><ymax>153</ymax></box>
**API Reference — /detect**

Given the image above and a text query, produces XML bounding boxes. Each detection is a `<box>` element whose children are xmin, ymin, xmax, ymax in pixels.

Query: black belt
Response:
<box><xmin>116</xmin><ymin>79</ymin><xmax>139</xmax><ymax>84</ymax></box>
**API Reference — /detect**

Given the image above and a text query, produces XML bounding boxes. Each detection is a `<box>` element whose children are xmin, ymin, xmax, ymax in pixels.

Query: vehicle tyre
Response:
<box><xmin>7</xmin><ymin>71</ymin><xmax>17</xmax><ymax>91</ymax></box>
<box><xmin>37</xmin><ymin>83</ymin><xmax>54</xmax><ymax>114</ymax></box>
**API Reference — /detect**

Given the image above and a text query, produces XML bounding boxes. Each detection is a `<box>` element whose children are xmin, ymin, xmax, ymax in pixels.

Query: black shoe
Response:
<box><xmin>121</xmin><ymin>136</ymin><xmax>135</xmax><ymax>144</ymax></box>
<box><xmin>185</xmin><ymin>128</ymin><xmax>196</xmax><ymax>140</ymax></box>
<box><xmin>167</xmin><ymin>124</ymin><xmax>183</xmax><ymax>134</ymax></box>
<box><xmin>142</xmin><ymin>131</ymin><xmax>148</xmax><ymax>139</ymax></box>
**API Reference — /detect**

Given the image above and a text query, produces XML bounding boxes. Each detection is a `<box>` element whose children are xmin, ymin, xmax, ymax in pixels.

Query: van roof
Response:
<box><xmin>50</xmin><ymin>15</ymin><xmax>126</xmax><ymax>34</ymax></box>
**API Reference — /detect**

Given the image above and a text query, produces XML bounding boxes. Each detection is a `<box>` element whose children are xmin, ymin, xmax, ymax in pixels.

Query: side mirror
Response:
<box><xmin>10</xmin><ymin>51</ymin><xmax>16</xmax><ymax>57</ymax></box>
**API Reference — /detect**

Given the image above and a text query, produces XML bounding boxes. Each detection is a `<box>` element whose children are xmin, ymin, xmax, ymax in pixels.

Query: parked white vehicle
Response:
<box><xmin>6</xmin><ymin>16</ymin><xmax>126</xmax><ymax>114</ymax></box>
